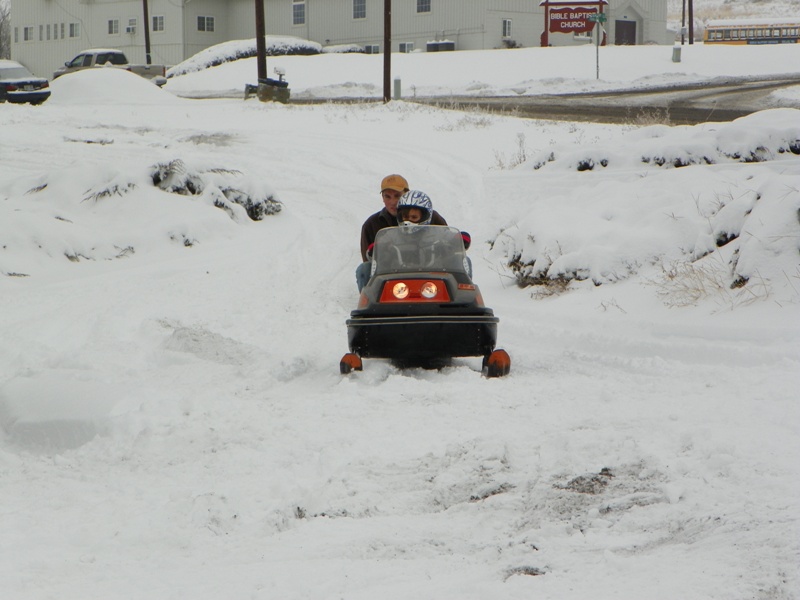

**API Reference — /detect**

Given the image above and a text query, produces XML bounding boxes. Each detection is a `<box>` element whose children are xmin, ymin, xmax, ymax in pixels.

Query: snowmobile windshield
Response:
<box><xmin>372</xmin><ymin>226</ymin><xmax>469</xmax><ymax>275</ymax></box>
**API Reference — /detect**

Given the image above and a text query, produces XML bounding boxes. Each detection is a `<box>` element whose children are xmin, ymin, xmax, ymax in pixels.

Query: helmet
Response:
<box><xmin>397</xmin><ymin>190</ymin><xmax>433</xmax><ymax>226</ymax></box>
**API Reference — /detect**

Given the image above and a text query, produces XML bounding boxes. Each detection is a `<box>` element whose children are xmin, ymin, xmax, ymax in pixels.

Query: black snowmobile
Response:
<box><xmin>340</xmin><ymin>225</ymin><xmax>510</xmax><ymax>377</ymax></box>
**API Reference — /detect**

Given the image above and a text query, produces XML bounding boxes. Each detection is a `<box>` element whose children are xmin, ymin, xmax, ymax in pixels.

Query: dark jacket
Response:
<box><xmin>360</xmin><ymin>208</ymin><xmax>448</xmax><ymax>261</ymax></box>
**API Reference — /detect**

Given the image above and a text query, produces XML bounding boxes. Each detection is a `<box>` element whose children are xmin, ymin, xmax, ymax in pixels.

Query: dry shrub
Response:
<box><xmin>652</xmin><ymin>259</ymin><xmax>771</xmax><ymax>310</ymax></box>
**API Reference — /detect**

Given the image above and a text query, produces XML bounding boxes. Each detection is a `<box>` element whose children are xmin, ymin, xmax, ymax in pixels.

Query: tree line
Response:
<box><xmin>1</xmin><ymin>2</ymin><xmax>10</xmax><ymax>59</ymax></box>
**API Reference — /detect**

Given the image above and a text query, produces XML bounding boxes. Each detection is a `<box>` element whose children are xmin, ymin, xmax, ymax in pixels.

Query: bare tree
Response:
<box><xmin>0</xmin><ymin>1</ymin><xmax>10</xmax><ymax>59</ymax></box>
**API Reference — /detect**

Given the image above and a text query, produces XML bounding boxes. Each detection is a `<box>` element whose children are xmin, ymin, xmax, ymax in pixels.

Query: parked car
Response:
<box><xmin>0</xmin><ymin>60</ymin><xmax>51</xmax><ymax>105</ymax></box>
<box><xmin>53</xmin><ymin>49</ymin><xmax>167</xmax><ymax>86</ymax></box>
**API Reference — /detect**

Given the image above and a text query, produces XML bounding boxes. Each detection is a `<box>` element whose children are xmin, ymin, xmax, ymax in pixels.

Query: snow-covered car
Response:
<box><xmin>340</xmin><ymin>225</ymin><xmax>510</xmax><ymax>377</ymax></box>
<box><xmin>0</xmin><ymin>60</ymin><xmax>51</xmax><ymax>105</ymax></box>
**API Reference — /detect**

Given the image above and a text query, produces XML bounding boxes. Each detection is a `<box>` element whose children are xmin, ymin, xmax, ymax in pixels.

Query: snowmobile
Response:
<box><xmin>340</xmin><ymin>225</ymin><xmax>510</xmax><ymax>377</ymax></box>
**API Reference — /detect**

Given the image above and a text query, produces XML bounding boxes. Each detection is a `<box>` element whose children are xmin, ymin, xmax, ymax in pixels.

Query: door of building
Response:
<box><xmin>615</xmin><ymin>20</ymin><xmax>637</xmax><ymax>45</ymax></box>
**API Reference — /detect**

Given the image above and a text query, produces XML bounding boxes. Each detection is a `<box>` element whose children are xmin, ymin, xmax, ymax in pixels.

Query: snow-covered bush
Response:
<box><xmin>151</xmin><ymin>159</ymin><xmax>282</xmax><ymax>221</ymax></box>
<box><xmin>495</xmin><ymin>109</ymin><xmax>800</xmax><ymax>304</ymax></box>
<box><xmin>529</xmin><ymin>109</ymin><xmax>800</xmax><ymax>172</ymax></box>
<box><xmin>167</xmin><ymin>36</ymin><xmax>323</xmax><ymax>78</ymax></box>
<box><xmin>322</xmin><ymin>44</ymin><xmax>365</xmax><ymax>54</ymax></box>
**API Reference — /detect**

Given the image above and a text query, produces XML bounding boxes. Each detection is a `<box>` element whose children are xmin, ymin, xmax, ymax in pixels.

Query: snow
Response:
<box><xmin>51</xmin><ymin>67</ymin><xmax>182</xmax><ymax>105</ymax></box>
<box><xmin>163</xmin><ymin>42</ymin><xmax>800</xmax><ymax>100</ymax></box>
<box><xmin>1</xmin><ymin>42</ymin><xmax>799</xmax><ymax>600</ymax></box>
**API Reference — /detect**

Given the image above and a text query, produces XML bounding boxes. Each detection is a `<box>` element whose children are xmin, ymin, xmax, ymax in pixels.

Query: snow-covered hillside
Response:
<box><xmin>1</xmin><ymin>46</ymin><xmax>799</xmax><ymax>600</ymax></box>
<box><xmin>668</xmin><ymin>0</ymin><xmax>800</xmax><ymax>20</ymax></box>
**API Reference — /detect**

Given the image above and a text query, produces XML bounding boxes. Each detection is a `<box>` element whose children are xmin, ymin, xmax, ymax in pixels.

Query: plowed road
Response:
<box><xmin>407</xmin><ymin>75</ymin><xmax>800</xmax><ymax>124</ymax></box>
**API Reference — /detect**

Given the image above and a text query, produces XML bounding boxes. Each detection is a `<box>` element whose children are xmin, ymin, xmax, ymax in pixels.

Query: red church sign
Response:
<box><xmin>549</xmin><ymin>7</ymin><xmax>597</xmax><ymax>34</ymax></box>
<box><xmin>540</xmin><ymin>1</ymin><xmax>608</xmax><ymax>46</ymax></box>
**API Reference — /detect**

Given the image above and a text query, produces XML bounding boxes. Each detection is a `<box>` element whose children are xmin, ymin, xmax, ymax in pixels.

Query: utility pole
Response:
<box><xmin>681</xmin><ymin>0</ymin><xmax>686</xmax><ymax>45</ymax></box>
<box><xmin>688</xmin><ymin>0</ymin><xmax>694</xmax><ymax>45</ymax></box>
<box><xmin>255</xmin><ymin>0</ymin><xmax>267</xmax><ymax>81</ymax></box>
<box><xmin>142</xmin><ymin>0</ymin><xmax>152</xmax><ymax>64</ymax></box>
<box><xmin>383</xmin><ymin>0</ymin><xmax>391</xmax><ymax>103</ymax></box>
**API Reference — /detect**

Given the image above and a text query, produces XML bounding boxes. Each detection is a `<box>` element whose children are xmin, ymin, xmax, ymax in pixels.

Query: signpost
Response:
<box><xmin>588</xmin><ymin>12</ymin><xmax>607</xmax><ymax>80</ymax></box>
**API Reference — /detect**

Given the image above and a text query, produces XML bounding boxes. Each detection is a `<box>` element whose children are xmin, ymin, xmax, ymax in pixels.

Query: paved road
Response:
<box><xmin>405</xmin><ymin>74</ymin><xmax>800</xmax><ymax>125</ymax></box>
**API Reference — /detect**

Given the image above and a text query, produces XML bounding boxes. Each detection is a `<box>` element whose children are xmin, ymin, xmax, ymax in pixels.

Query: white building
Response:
<box><xmin>10</xmin><ymin>0</ymin><xmax>670</xmax><ymax>79</ymax></box>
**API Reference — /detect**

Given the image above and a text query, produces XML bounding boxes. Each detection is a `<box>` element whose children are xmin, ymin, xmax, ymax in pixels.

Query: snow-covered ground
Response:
<box><xmin>163</xmin><ymin>41</ymin><xmax>800</xmax><ymax>101</ymax></box>
<box><xmin>1</xmin><ymin>43</ymin><xmax>799</xmax><ymax>600</ymax></box>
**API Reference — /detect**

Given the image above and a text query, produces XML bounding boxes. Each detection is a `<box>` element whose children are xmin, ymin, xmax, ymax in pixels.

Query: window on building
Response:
<box><xmin>197</xmin><ymin>16</ymin><xmax>215</xmax><ymax>32</ymax></box>
<box><xmin>60</xmin><ymin>23</ymin><xmax>65</xmax><ymax>39</ymax></box>
<box><xmin>24</xmin><ymin>26</ymin><xmax>34</xmax><ymax>41</ymax></box>
<box><xmin>47</xmin><ymin>24</ymin><xmax>51</xmax><ymax>40</ymax></box>
<box><xmin>417</xmin><ymin>0</ymin><xmax>431</xmax><ymax>13</ymax></box>
<box><xmin>108</xmin><ymin>19</ymin><xmax>119</xmax><ymax>35</ymax></box>
<box><xmin>353</xmin><ymin>0</ymin><xmax>366</xmax><ymax>19</ymax></box>
<box><xmin>293</xmin><ymin>1</ymin><xmax>306</xmax><ymax>26</ymax></box>
<box><xmin>69</xmin><ymin>23</ymin><xmax>80</xmax><ymax>38</ymax></box>
<box><xmin>399</xmin><ymin>42</ymin><xmax>414</xmax><ymax>53</ymax></box>
<box><xmin>14</xmin><ymin>27</ymin><xmax>18</xmax><ymax>43</ymax></box>
<box><xmin>364</xmin><ymin>44</ymin><xmax>380</xmax><ymax>54</ymax></box>
<box><xmin>126</xmin><ymin>18</ymin><xmax>137</xmax><ymax>34</ymax></box>
<box><xmin>152</xmin><ymin>16</ymin><xmax>165</xmax><ymax>32</ymax></box>
<box><xmin>39</xmin><ymin>24</ymin><xmax>44</xmax><ymax>41</ymax></box>
<box><xmin>502</xmin><ymin>18</ymin><xmax>512</xmax><ymax>37</ymax></box>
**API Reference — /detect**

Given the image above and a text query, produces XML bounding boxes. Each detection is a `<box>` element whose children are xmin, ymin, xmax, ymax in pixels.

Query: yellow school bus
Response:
<box><xmin>704</xmin><ymin>18</ymin><xmax>800</xmax><ymax>45</ymax></box>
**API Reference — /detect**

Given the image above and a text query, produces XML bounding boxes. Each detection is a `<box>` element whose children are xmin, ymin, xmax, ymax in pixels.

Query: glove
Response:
<box><xmin>366</xmin><ymin>242</ymin><xmax>375</xmax><ymax>261</ymax></box>
<box><xmin>460</xmin><ymin>232</ymin><xmax>471</xmax><ymax>251</ymax></box>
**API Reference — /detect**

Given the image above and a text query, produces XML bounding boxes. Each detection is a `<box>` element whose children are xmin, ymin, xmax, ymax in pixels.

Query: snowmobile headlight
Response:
<box><xmin>420</xmin><ymin>282</ymin><xmax>438</xmax><ymax>298</ymax></box>
<box><xmin>392</xmin><ymin>282</ymin><xmax>409</xmax><ymax>299</ymax></box>
<box><xmin>380</xmin><ymin>279</ymin><xmax>451</xmax><ymax>303</ymax></box>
